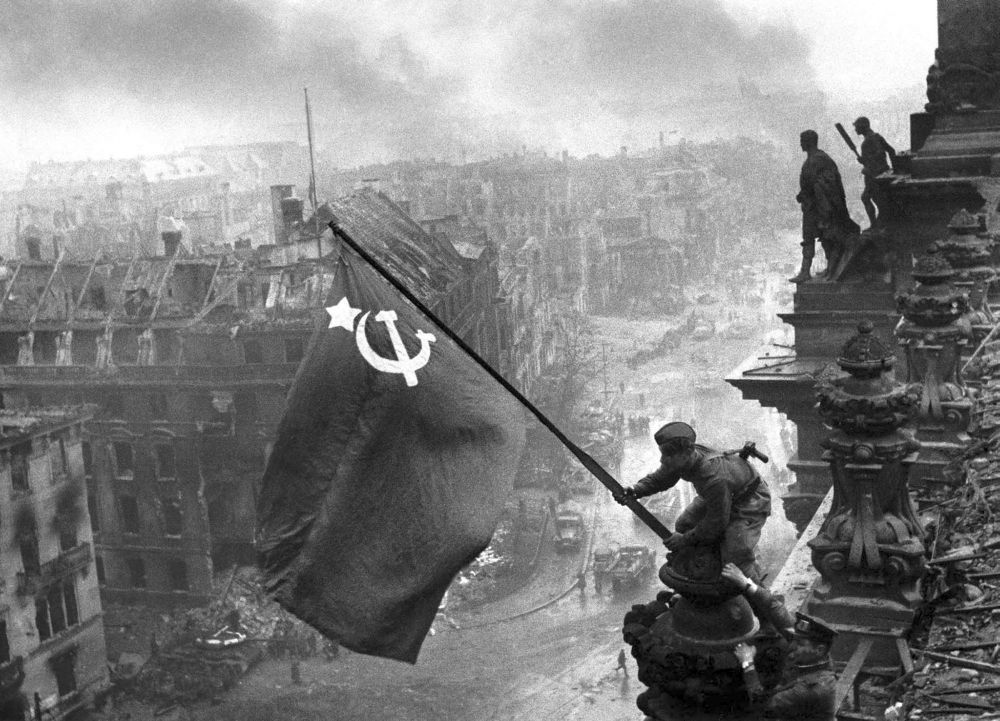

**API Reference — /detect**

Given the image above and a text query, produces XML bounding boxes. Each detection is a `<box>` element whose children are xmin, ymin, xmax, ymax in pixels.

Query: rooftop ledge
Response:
<box><xmin>725</xmin><ymin>347</ymin><xmax>831</xmax><ymax>384</ymax></box>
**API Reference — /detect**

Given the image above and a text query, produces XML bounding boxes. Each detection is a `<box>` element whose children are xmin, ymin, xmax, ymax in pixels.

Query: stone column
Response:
<box><xmin>895</xmin><ymin>248</ymin><xmax>973</xmax><ymax>488</ymax></box>
<box><xmin>806</xmin><ymin>321</ymin><xmax>924</xmax><ymax>663</ymax></box>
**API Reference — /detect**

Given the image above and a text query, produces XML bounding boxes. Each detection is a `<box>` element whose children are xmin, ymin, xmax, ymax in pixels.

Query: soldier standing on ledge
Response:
<box><xmin>853</xmin><ymin>116</ymin><xmax>896</xmax><ymax>231</ymax></box>
<box><xmin>791</xmin><ymin>129</ymin><xmax>859</xmax><ymax>283</ymax></box>
<box><xmin>613</xmin><ymin>422</ymin><xmax>771</xmax><ymax>581</ymax></box>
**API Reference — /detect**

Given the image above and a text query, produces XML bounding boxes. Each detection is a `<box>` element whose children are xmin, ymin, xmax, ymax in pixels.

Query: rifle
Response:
<box><xmin>835</xmin><ymin>122</ymin><xmax>861</xmax><ymax>161</ymax></box>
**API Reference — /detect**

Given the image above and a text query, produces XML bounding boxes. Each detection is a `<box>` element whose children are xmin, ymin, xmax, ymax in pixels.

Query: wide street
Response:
<box><xmin>173</xmin><ymin>268</ymin><xmax>804</xmax><ymax>721</ymax></box>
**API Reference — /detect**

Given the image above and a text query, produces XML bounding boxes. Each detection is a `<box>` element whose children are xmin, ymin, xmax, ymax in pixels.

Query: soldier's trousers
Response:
<box><xmin>676</xmin><ymin>499</ymin><xmax>767</xmax><ymax>581</ymax></box>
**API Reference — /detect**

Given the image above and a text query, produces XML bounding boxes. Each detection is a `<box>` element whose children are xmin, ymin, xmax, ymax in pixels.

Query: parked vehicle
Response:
<box><xmin>592</xmin><ymin>547</ymin><xmax>619</xmax><ymax>577</ymax></box>
<box><xmin>553</xmin><ymin>502</ymin><xmax>585</xmax><ymax>551</ymax></box>
<box><xmin>607</xmin><ymin>545</ymin><xmax>656</xmax><ymax>591</ymax></box>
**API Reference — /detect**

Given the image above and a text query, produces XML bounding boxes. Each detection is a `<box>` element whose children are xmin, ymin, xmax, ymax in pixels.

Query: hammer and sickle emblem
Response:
<box><xmin>355</xmin><ymin>310</ymin><xmax>436</xmax><ymax>386</ymax></box>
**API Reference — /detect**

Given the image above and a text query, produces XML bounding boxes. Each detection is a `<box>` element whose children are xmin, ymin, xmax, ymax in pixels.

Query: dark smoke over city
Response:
<box><xmin>2</xmin><ymin>0</ymin><xmax>819</xmax><ymax>164</ymax></box>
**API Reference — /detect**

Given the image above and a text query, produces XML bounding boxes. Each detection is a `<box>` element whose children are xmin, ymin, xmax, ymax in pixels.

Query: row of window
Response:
<box><xmin>242</xmin><ymin>337</ymin><xmax>304</xmax><ymax>365</ymax></box>
<box><xmin>35</xmin><ymin>580</ymin><xmax>79</xmax><ymax>642</ymax></box>
<box><xmin>114</xmin><ymin>495</ymin><xmax>183</xmax><ymax>536</ymax></box>
<box><xmin>19</xmin><ymin>526</ymin><xmax>79</xmax><ymax>575</ymax></box>
<box><xmin>83</xmin><ymin>440</ymin><xmax>176</xmax><ymax>482</ymax></box>
<box><xmin>18</xmin><ymin>388</ymin><xmax>263</xmax><ymax>423</ymax></box>
<box><xmin>94</xmin><ymin>554</ymin><xmax>189</xmax><ymax>592</ymax></box>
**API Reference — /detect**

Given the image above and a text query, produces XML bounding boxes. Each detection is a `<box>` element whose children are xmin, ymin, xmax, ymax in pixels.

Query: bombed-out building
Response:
<box><xmin>0</xmin><ymin>189</ymin><xmax>508</xmax><ymax>606</ymax></box>
<box><xmin>0</xmin><ymin>406</ymin><xmax>108</xmax><ymax>721</ymax></box>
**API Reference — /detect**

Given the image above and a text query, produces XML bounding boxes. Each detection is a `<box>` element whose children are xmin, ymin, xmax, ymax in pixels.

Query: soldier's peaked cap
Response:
<box><xmin>653</xmin><ymin>421</ymin><xmax>696</xmax><ymax>448</ymax></box>
<box><xmin>793</xmin><ymin>612</ymin><xmax>838</xmax><ymax>645</ymax></box>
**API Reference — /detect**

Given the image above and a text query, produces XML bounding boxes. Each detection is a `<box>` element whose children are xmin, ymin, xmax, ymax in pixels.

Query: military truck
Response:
<box><xmin>553</xmin><ymin>502</ymin><xmax>585</xmax><ymax>552</ymax></box>
<box><xmin>592</xmin><ymin>547</ymin><xmax>619</xmax><ymax>590</ymax></box>
<box><xmin>606</xmin><ymin>545</ymin><xmax>656</xmax><ymax>591</ymax></box>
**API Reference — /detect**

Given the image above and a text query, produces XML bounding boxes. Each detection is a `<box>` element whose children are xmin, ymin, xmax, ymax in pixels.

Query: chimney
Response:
<box><xmin>25</xmin><ymin>236</ymin><xmax>41</xmax><ymax>260</ymax></box>
<box><xmin>280</xmin><ymin>196</ymin><xmax>305</xmax><ymax>242</ymax></box>
<box><xmin>270</xmin><ymin>184</ymin><xmax>294</xmax><ymax>245</ymax></box>
<box><xmin>162</xmin><ymin>231</ymin><xmax>183</xmax><ymax>256</ymax></box>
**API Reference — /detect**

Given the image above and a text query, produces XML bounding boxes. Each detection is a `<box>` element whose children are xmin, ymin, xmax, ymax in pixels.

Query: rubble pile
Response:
<box><xmin>122</xmin><ymin>566</ymin><xmax>321</xmax><ymax>707</ymax></box>
<box><xmin>901</xmin><ymin>427</ymin><xmax>1000</xmax><ymax>719</ymax></box>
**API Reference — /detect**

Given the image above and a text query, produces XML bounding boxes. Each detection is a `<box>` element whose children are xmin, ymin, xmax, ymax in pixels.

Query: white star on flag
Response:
<box><xmin>326</xmin><ymin>297</ymin><xmax>361</xmax><ymax>330</ymax></box>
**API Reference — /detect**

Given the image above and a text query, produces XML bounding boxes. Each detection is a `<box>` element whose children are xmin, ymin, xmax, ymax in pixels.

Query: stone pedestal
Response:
<box><xmin>805</xmin><ymin>321</ymin><xmax>925</xmax><ymax>665</ymax></box>
<box><xmin>624</xmin><ymin>546</ymin><xmax>768</xmax><ymax>715</ymax></box>
<box><xmin>932</xmin><ymin>209</ymin><xmax>998</xmax><ymax>340</ymax></box>
<box><xmin>895</xmin><ymin>249</ymin><xmax>973</xmax><ymax>489</ymax></box>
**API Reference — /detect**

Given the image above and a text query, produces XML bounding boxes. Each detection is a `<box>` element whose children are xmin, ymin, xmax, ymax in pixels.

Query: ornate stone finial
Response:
<box><xmin>911</xmin><ymin>245</ymin><xmax>954</xmax><ymax>282</ymax></box>
<box><xmin>947</xmin><ymin>208</ymin><xmax>983</xmax><ymax>235</ymax></box>
<box><xmin>935</xmin><ymin>210</ymin><xmax>997</xmax><ymax>275</ymax></box>
<box><xmin>897</xmin><ymin>248</ymin><xmax>969</xmax><ymax>327</ymax></box>
<box><xmin>818</xmin><ymin>322</ymin><xmax>921</xmax><ymax>437</ymax></box>
<box><xmin>836</xmin><ymin>320</ymin><xmax>894</xmax><ymax>378</ymax></box>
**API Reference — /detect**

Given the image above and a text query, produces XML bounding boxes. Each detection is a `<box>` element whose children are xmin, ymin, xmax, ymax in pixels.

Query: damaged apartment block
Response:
<box><xmin>0</xmin><ymin>188</ymin><xmax>507</xmax><ymax>610</ymax></box>
<box><xmin>0</xmin><ymin>406</ymin><xmax>108</xmax><ymax>720</ymax></box>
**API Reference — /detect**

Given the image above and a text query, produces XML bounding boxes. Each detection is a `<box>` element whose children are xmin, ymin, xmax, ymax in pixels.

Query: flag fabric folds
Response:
<box><xmin>256</xmin><ymin>247</ymin><xmax>525</xmax><ymax>663</ymax></box>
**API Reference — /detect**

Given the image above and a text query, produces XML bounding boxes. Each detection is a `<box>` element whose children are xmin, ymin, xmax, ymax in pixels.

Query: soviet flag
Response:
<box><xmin>256</xmin><ymin>246</ymin><xmax>525</xmax><ymax>663</ymax></box>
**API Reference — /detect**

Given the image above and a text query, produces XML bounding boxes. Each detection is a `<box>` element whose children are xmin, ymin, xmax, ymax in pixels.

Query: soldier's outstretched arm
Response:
<box><xmin>632</xmin><ymin>465</ymin><xmax>682</xmax><ymax>497</ymax></box>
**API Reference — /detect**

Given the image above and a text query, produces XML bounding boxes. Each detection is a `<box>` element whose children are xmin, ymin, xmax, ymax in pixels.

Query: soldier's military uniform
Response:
<box><xmin>764</xmin><ymin>614</ymin><xmax>838</xmax><ymax>721</ymax></box>
<box><xmin>629</xmin><ymin>422</ymin><xmax>771</xmax><ymax>580</ymax></box>
<box><xmin>766</xmin><ymin>662</ymin><xmax>837</xmax><ymax>720</ymax></box>
<box><xmin>740</xmin><ymin>580</ymin><xmax>795</xmax><ymax>638</ymax></box>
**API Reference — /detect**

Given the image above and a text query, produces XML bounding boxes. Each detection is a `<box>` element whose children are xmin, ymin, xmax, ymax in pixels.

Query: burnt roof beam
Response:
<box><xmin>0</xmin><ymin>261</ymin><xmax>24</xmax><ymax>316</ymax></box>
<box><xmin>69</xmin><ymin>249</ymin><xmax>105</xmax><ymax>325</ymax></box>
<box><xmin>103</xmin><ymin>254</ymin><xmax>139</xmax><ymax>333</ymax></box>
<box><xmin>28</xmin><ymin>249</ymin><xmax>66</xmax><ymax>327</ymax></box>
<box><xmin>146</xmin><ymin>250</ymin><xmax>182</xmax><ymax>324</ymax></box>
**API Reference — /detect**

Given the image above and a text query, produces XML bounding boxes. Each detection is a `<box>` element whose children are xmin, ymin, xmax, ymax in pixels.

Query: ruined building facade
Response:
<box><xmin>0</xmin><ymin>407</ymin><xmax>108</xmax><ymax>721</ymax></box>
<box><xmin>0</xmin><ymin>189</ymin><xmax>507</xmax><ymax>607</ymax></box>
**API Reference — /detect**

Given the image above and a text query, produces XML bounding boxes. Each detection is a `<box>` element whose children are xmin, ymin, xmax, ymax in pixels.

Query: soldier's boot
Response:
<box><xmin>788</xmin><ymin>255</ymin><xmax>813</xmax><ymax>283</ymax></box>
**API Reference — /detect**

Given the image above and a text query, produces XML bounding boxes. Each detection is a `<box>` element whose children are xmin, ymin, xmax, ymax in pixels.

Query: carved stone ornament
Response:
<box><xmin>933</xmin><ymin>209</ymin><xmax>997</xmax><ymax>275</ymax></box>
<box><xmin>810</xmin><ymin>322</ymin><xmax>925</xmax><ymax>602</ymax></box>
<box><xmin>926</xmin><ymin>46</ymin><xmax>1000</xmax><ymax>113</ymax></box>
<box><xmin>896</xmin><ymin>249</ymin><xmax>974</xmax><ymax>421</ymax></box>
<box><xmin>817</xmin><ymin>321</ymin><xmax>922</xmax><ymax>435</ymax></box>
<box><xmin>896</xmin><ymin>248</ymin><xmax>969</xmax><ymax>328</ymax></box>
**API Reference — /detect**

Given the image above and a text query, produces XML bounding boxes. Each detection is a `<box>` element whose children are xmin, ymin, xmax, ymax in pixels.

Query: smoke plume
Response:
<box><xmin>0</xmin><ymin>0</ymin><xmax>819</xmax><ymax>166</ymax></box>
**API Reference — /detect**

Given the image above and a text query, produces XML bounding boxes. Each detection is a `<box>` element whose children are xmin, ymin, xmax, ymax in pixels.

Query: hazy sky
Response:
<box><xmin>0</xmin><ymin>0</ymin><xmax>937</xmax><ymax>169</ymax></box>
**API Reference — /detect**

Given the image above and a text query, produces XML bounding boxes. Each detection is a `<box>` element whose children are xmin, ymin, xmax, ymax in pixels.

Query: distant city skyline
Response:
<box><xmin>1</xmin><ymin>0</ymin><xmax>937</xmax><ymax>171</ymax></box>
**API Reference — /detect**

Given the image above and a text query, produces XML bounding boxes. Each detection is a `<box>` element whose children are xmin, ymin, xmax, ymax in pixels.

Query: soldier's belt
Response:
<box><xmin>732</xmin><ymin>477</ymin><xmax>763</xmax><ymax>505</ymax></box>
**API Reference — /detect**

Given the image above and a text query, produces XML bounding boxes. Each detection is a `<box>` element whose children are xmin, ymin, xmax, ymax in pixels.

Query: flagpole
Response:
<box><xmin>304</xmin><ymin>88</ymin><xmax>321</xmax><ymax>258</ymax></box>
<box><xmin>327</xmin><ymin>219</ymin><xmax>673</xmax><ymax>541</ymax></box>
